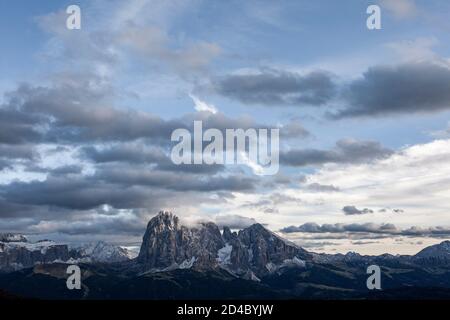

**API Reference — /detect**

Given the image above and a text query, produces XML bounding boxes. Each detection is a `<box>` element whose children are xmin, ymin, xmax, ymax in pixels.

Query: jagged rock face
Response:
<box><xmin>220</xmin><ymin>227</ymin><xmax>250</xmax><ymax>271</ymax></box>
<box><xmin>138</xmin><ymin>212</ymin><xmax>225</xmax><ymax>269</ymax></box>
<box><xmin>0</xmin><ymin>236</ymin><xmax>132</xmax><ymax>272</ymax></box>
<box><xmin>0</xmin><ymin>241</ymin><xmax>70</xmax><ymax>272</ymax></box>
<box><xmin>234</xmin><ymin>224</ymin><xmax>311</xmax><ymax>275</ymax></box>
<box><xmin>138</xmin><ymin>212</ymin><xmax>311</xmax><ymax>276</ymax></box>
<box><xmin>0</xmin><ymin>233</ymin><xmax>28</xmax><ymax>243</ymax></box>
<box><xmin>222</xmin><ymin>227</ymin><xmax>234</xmax><ymax>243</ymax></box>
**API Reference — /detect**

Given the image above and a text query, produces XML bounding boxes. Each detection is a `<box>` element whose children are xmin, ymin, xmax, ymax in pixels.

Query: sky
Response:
<box><xmin>1</xmin><ymin>0</ymin><xmax>450</xmax><ymax>255</ymax></box>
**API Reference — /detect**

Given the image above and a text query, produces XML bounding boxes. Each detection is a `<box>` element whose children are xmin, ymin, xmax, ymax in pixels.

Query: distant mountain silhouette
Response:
<box><xmin>2</xmin><ymin>211</ymin><xmax>450</xmax><ymax>299</ymax></box>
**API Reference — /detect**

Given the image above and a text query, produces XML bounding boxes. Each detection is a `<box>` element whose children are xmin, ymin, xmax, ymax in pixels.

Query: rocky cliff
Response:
<box><xmin>137</xmin><ymin>211</ymin><xmax>225</xmax><ymax>269</ymax></box>
<box><xmin>138</xmin><ymin>211</ymin><xmax>311</xmax><ymax>277</ymax></box>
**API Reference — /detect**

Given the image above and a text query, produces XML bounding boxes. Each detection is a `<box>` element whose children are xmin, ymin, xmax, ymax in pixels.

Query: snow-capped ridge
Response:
<box><xmin>0</xmin><ymin>233</ymin><xmax>28</xmax><ymax>243</ymax></box>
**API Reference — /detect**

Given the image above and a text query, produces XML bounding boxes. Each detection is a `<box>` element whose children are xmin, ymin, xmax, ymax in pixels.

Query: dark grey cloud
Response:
<box><xmin>280</xmin><ymin>222</ymin><xmax>450</xmax><ymax>239</ymax></box>
<box><xmin>213</xmin><ymin>68</ymin><xmax>336</xmax><ymax>107</ymax></box>
<box><xmin>0</xmin><ymin>176</ymin><xmax>157</xmax><ymax>210</ymax></box>
<box><xmin>342</xmin><ymin>205</ymin><xmax>374</xmax><ymax>215</ymax></box>
<box><xmin>35</xmin><ymin>215</ymin><xmax>147</xmax><ymax>236</ymax></box>
<box><xmin>1</xmin><ymin>81</ymin><xmax>285</xmax><ymax>148</ymax></box>
<box><xmin>80</xmin><ymin>145</ymin><xmax>167</xmax><ymax>164</ymax></box>
<box><xmin>93</xmin><ymin>166</ymin><xmax>256</xmax><ymax>192</ymax></box>
<box><xmin>25</xmin><ymin>164</ymin><xmax>84</xmax><ymax>176</ymax></box>
<box><xmin>333</xmin><ymin>62</ymin><xmax>450</xmax><ymax>118</ymax></box>
<box><xmin>0</xmin><ymin>82</ymin><xmax>186</xmax><ymax>145</ymax></box>
<box><xmin>279</xmin><ymin>119</ymin><xmax>311</xmax><ymax>139</ymax></box>
<box><xmin>0</xmin><ymin>159</ymin><xmax>12</xmax><ymax>171</ymax></box>
<box><xmin>0</xmin><ymin>78</ymin><xmax>277</xmax><ymax>238</ymax></box>
<box><xmin>351</xmin><ymin>240</ymin><xmax>380</xmax><ymax>245</ymax></box>
<box><xmin>49</xmin><ymin>165</ymin><xmax>83</xmax><ymax>176</ymax></box>
<box><xmin>280</xmin><ymin>222</ymin><xmax>397</xmax><ymax>234</ymax></box>
<box><xmin>306</xmin><ymin>183</ymin><xmax>340</xmax><ymax>192</ymax></box>
<box><xmin>300</xmin><ymin>241</ymin><xmax>339</xmax><ymax>248</ymax></box>
<box><xmin>0</xmin><ymin>144</ymin><xmax>37</xmax><ymax>160</ymax></box>
<box><xmin>280</xmin><ymin>138</ymin><xmax>393</xmax><ymax>167</ymax></box>
<box><xmin>80</xmin><ymin>144</ymin><xmax>224</xmax><ymax>174</ymax></box>
<box><xmin>379</xmin><ymin>207</ymin><xmax>405</xmax><ymax>213</ymax></box>
<box><xmin>0</xmin><ymin>165</ymin><xmax>255</xmax><ymax>214</ymax></box>
<box><xmin>0</xmin><ymin>108</ymin><xmax>43</xmax><ymax>145</ymax></box>
<box><xmin>0</xmin><ymin>197</ymin><xmax>39</xmax><ymax>218</ymax></box>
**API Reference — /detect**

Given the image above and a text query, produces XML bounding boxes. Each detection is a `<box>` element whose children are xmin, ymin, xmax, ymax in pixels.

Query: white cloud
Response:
<box><xmin>429</xmin><ymin>122</ymin><xmax>450</xmax><ymax>138</ymax></box>
<box><xmin>206</xmin><ymin>139</ymin><xmax>450</xmax><ymax>255</ymax></box>
<box><xmin>386</xmin><ymin>37</ymin><xmax>438</xmax><ymax>63</ymax></box>
<box><xmin>298</xmin><ymin>139</ymin><xmax>450</xmax><ymax>228</ymax></box>
<box><xmin>189</xmin><ymin>93</ymin><xmax>218</xmax><ymax>114</ymax></box>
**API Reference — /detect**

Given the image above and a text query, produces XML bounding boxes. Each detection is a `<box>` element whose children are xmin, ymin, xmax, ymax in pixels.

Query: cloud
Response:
<box><xmin>1</xmin><ymin>176</ymin><xmax>155</xmax><ymax>211</ymax></box>
<box><xmin>36</xmin><ymin>2</ymin><xmax>220</xmax><ymax>77</ymax></box>
<box><xmin>189</xmin><ymin>94</ymin><xmax>218</xmax><ymax>114</ymax></box>
<box><xmin>429</xmin><ymin>122</ymin><xmax>450</xmax><ymax>138</ymax></box>
<box><xmin>48</xmin><ymin>165</ymin><xmax>83</xmax><ymax>176</ymax></box>
<box><xmin>342</xmin><ymin>205</ymin><xmax>374</xmax><ymax>215</ymax></box>
<box><xmin>333</xmin><ymin>62</ymin><xmax>450</xmax><ymax>118</ymax></box>
<box><xmin>378</xmin><ymin>208</ymin><xmax>405</xmax><ymax>214</ymax></box>
<box><xmin>0</xmin><ymin>108</ymin><xmax>43</xmax><ymax>145</ymax></box>
<box><xmin>1</xmin><ymin>79</ymin><xmax>279</xmax><ymax>148</ymax></box>
<box><xmin>81</xmin><ymin>143</ymin><xmax>225</xmax><ymax>174</ymax></box>
<box><xmin>93</xmin><ymin>165</ymin><xmax>257</xmax><ymax>192</ymax></box>
<box><xmin>280</xmin><ymin>222</ymin><xmax>450</xmax><ymax>238</ymax></box>
<box><xmin>305</xmin><ymin>183</ymin><xmax>340</xmax><ymax>192</ymax></box>
<box><xmin>280</xmin><ymin>222</ymin><xmax>397</xmax><ymax>234</ymax></box>
<box><xmin>0</xmin><ymin>159</ymin><xmax>13</xmax><ymax>171</ymax></box>
<box><xmin>385</xmin><ymin>37</ymin><xmax>439</xmax><ymax>62</ymax></box>
<box><xmin>281</xmin><ymin>222</ymin><xmax>391</xmax><ymax>234</ymax></box>
<box><xmin>119</xmin><ymin>24</ymin><xmax>221</xmax><ymax>74</ymax></box>
<box><xmin>213</xmin><ymin>68</ymin><xmax>336</xmax><ymax>107</ymax></box>
<box><xmin>379</xmin><ymin>0</ymin><xmax>418</xmax><ymax>19</ymax></box>
<box><xmin>80</xmin><ymin>144</ymin><xmax>167</xmax><ymax>164</ymax></box>
<box><xmin>0</xmin><ymin>167</ymin><xmax>256</xmax><ymax>214</ymax></box>
<box><xmin>279</xmin><ymin>119</ymin><xmax>310</xmax><ymax>139</ymax></box>
<box><xmin>0</xmin><ymin>144</ymin><xmax>37</xmax><ymax>160</ymax></box>
<box><xmin>241</xmin><ymin>193</ymin><xmax>301</xmax><ymax>214</ymax></box>
<box><xmin>0</xmin><ymin>82</ymin><xmax>185</xmax><ymax>144</ymax></box>
<box><xmin>29</xmin><ymin>213</ymin><xmax>146</xmax><ymax>236</ymax></box>
<box><xmin>280</xmin><ymin>138</ymin><xmax>393</xmax><ymax>167</ymax></box>
<box><xmin>215</xmin><ymin>214</ymin><xmax>258</xmax><ymax>229</ymax></box>
<box><xmin>298</xmin><ymin>139</ymin><xmax>450</xmax><ymax>227</ymax></box>
<box><xmin>352</xmin><ymin>240</ymin><xmax>380</xmax><ymax>245</ymax></box>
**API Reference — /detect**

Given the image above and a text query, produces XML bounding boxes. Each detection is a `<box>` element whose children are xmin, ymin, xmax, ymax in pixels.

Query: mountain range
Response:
<box><xmin>2</xmin><ymin>211</ymin><xmax>450</xmax><ymax>299</ymax></box>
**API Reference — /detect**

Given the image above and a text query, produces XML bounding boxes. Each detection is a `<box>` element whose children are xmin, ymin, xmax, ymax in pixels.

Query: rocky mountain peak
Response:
<box><xmin>415</xmin><ymin>240</ymin><xmax>450</xmax><ymax>260</ymax></box>
<box><xmin>235</xmin><ymin>222</ymin><xmax>311</xmax><ymax>275</ymax></box>
<box><xmin>137</xmin><ymin>212</ymin><xmax>312</xmax><ymax>277</ymax></box>
<box><xmin>0</xmin><ymin>233</ymin><xmax>28</xmax><ymax>243</ymax></box>
<box><xmin>222</xmin><ymin>226</ymin><xmax>235</xmax><ymax>242</ymax></box>
<box><xmin>137</xmin><ymin>211</ymin><xmax>225</xmax><ymax>269</ymax></box>
<box><xmin>70</xmin><ymin>241</ymin><xmax>131</xmax><ymax>263</ymax></box>
<box><xmin>148</xmin><ymin>211</ymin><xmax>179</xmax><ymax>229</ymax></box>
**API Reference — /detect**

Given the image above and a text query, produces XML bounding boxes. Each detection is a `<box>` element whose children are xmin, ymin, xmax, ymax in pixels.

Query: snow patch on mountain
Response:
<box><xmin>70</xmin><ymin>241</ymin><xmax>132</xmax><ymax>262</ymax></box>
<box><xmin>266</xmin><ymin>256</ymin><xmax>306</xmax><ymax>273</ymax></box>
<box><xmin>217</xmin><ymin>244</ymin><xmax>232</xmax><ymax>265</ymax></box>
<box><xmin>179</xmin><ymin>257</ymin><xmax>197</xmax><ymax>269</ymax></box>
<box><xmin>1</xmin><ymin>240</ymin><xmax>59</xmax><ymax>254</ymax></box>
